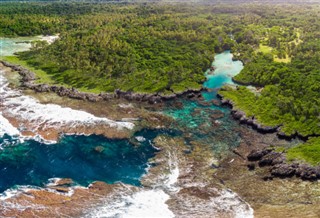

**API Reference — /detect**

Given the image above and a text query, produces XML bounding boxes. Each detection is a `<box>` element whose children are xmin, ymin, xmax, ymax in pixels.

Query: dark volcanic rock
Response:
<box><xmin>231</xmin><ymin>110</ymin><xmax>246</xmax><ymax>120</ymax></box>
<box><xmin>296</xmin><ymin>164</ymin><xmax>319</xmax><ymax>181</ymax></box>
<box><xmin>248</xmin><ymin>149</ymin><xmax>319</xmax><ymax>181</ymax></box>
<box><xmin>271</xmin><ymin>164</ymin><xmax>296</xmax><ymax>178</ymax></box>
<box><xmin>187</xmin><ymin>93</ymin><xmax>196</xmax><ymax>99</ymax></box>
<box><xmin>247</xmin><ymin>163</ymin><xmax>255</xmax><ymax>171</ymax></box>
<box><xmin>262</xmin><ymin>175</ymin><xmax>274</xmax><ymax>181</ymax></box>
<box><xmin>32</xmin><ymin>84</ymin><xmax>51</xmax><ymax>92</ymax></box>
<box><xmin>69</xmin><ymin>91</ymin><xmax>87</xmax><ymax>100</ymax></box>
<box><xmin>247</xmin><ymin>149</ymin><xmax>273</xmax><ymax>161</ymax></box>
<box><xmin>258</xmin><ymin>152</ymin><xmax>284</xmax><ymax>167</ymax></box>
<box><xmin>99</xmin><ymin>93</ymin><xmax>113</xmax><ymax>101</ymax></box>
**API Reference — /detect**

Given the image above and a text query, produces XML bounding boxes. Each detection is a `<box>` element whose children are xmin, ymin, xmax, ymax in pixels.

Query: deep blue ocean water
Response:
<box><xmin>0</xmin><ymin>51</ymin><xmax>243</xmax><ymax>193</ymax></box>
<box><xmin>0</xmin><ymin>129</ymin><xmax>178</xmax><ymax>193</ymax></box>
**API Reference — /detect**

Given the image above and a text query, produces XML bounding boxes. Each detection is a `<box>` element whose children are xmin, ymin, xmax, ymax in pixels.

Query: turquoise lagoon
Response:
<box><xmin>0</xmin><ymin>37</ymin><xmax>39</xmax><ymax>56</ymax></box>
<box><xmin>164</xmin><ymin>51</ymin><xmax>244</xmax><ymax>154</ymax></box>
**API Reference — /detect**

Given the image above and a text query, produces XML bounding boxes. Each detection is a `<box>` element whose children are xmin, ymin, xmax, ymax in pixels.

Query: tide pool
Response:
<box><xmin>164</xmin><ymin>50</ymin><xmax>244</xmax><ymax>155</ymax></box>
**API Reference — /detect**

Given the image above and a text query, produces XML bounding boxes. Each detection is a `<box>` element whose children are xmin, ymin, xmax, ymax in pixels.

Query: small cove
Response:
<box><xmin>164</xmin><ymin>50</ymin><xmax>244</xmax><ymax>155</ymax></box>
<box><xmin>0</xmin><ymin>40</ymin><xmax>244</xmax><ymax>195</ymax></box>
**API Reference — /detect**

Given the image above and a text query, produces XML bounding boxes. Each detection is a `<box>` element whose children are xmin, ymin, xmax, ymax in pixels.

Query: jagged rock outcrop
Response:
<box><xmin>218</xmin><ymin>93</ymin><xmax>282</xmax><ymax>134</ymax></box>
<box><xmin>247</xmin><ymin>148</ymin><xmax>320</xmax><ymax>181</ymax></box>
<box><xmin>270</xmin><ymin>164</ymin><xmax>297</xmax><ymax>178</ymax></box>
<box><xmin>258</xmin><ymin>151</ymin><xmax>285</xmax><ymax>167</ymax></box>
<box><xmin>247</xmin><ymin>149</ymin><xmax>273</xmax><ymax>161</ymax></box>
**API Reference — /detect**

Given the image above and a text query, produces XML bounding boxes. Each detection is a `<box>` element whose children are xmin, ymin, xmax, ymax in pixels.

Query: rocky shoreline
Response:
<box><xmin>231</xmin><ymin>77</ymin><xmax>262</xmax><ymax>87</ymax></box>
<box><xmin>0</xmin><ymin>60</ymin><xmax>205</xmax><ymax>104</ymax></box>
<box><xmin>217</xmin><ymin>92</ymin><xmax>319</xmax><ymax>140</ymax></box>
<box><xmin>217</xmin><ymin>93</ymin><xmax>281</xmax><ymax>134</ymax></box>
<box><xmin>217</xmin><ymin>93</ymin><xmax>320</xmax><ymax>182</ymax></box>
<box><xmin>215</xmin><ymin>126</ymin><xmax>320</xmax><ymax>217</ymax></box>
<box><xmin>247</xmin><ymin>148</ymin><xmax>320</xmax><ymax>181</ymax></box>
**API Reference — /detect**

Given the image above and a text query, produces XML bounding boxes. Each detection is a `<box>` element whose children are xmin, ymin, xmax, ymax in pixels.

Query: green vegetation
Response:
<box><xmin>1</xmin><ymin>3</ymin><xmax>312</xmax><ymax>94</ymax></box>
<box><xmin>287</xmin><ymin>138</ymin><xmax>320</xmax><ymax>166</ymax></box>
<box><xmin>256</xmin><ymin>28</ymin><xmax>302</xmax><ymax>63</ymax></box>
<box><xmin>216</xmin><ymin>4</ymin><xmax>320</xmax><ymax>165</ymax></box>
<box><xmin>221</xmin><ymin>35</ymin><xmax>320</xmax><ymax>139</ymax></box>
<box><xmin>3</xmin><ymin>3</ymin><xmax>238</xmax><ymax>94</ymax></box>
<box><xmin>1</xmin><ymin>56</ymin><xmax>55</xmax><ymax>84</ymax></box>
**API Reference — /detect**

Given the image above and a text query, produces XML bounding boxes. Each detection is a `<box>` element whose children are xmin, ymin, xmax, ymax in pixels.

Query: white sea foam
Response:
<box><xmin>0</xmin><ymin>186</ymin><xmax>37</xmax><ymax>200</ymax></box>
<box><xmin>3</xmin><ymin>94</ymin><xmax>134</xmax><ymax>130</ymax></box>
<box><xmin>165</xmin><ymin>152</ymin><xmax>180</xmax><ymax>192</ymax></box>
<box><xmin>46</xmin><ymin>178</ymin><xmax>63</xmax><ymax>187</ymax></box>
<box><xmin>0</xmin><ymin>69</ymin><xmax>134</xmax><ymax>141</ymax></box>
<box><xmin>88</xmin><ymin>150</ymin><xmax>180</xmax><ymax>218</ymax></box>
<box><xmin>0</xmin><ymin>113</ymin><xmax>20</xmax><ymax>137</ymax></box>
<box><xmin>89</xmin><ymin>189</ymin><xmax>174</xmax><ymax>218</ymax></box>
<box><xmin>214</xmin><ymin>189</ymin><xmax>254</xmax><ymax>218</ymax></box>
<box><xmin>135</xmin><ymin>136</ymin><xmax>146</xmax><ymax>142</ymax></box>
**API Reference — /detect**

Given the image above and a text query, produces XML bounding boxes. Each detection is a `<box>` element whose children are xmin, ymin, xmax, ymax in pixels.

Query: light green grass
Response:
<box><xmin>0</xmin><ymin>56</ymin><xmax>102</xmax><ymax>94</ymax></box>
<box><xmin>274</xmin><ymin>54</ymin><xmax>291</xmax><ymax>63</ymax></box>
<box><xmin>292</xmin><ymin>28</ymin><xmax>303</xmax><ymax>46</ymax></box>
<box><xmin>257</xmin><ymin>44</ymin><xmax>291</xmax><ymax>63</ymax></box>
<box><xmin>287</xmin><ymin>137</ymin><xmax>320</xmax><ymax>166</ymax></box>
<box><xmin>258</xmin><ymin>44</ymin><xmax>273</xmax><ymax>54</ymax></box>
<box><xmin>0</xmin><ymin>56</ymin><xmax>55</xmax><ymax>84</ymax></box>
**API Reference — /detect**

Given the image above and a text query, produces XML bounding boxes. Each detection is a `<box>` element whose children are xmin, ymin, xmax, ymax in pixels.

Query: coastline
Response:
<box><xmin>217</xmin><ymin>92</ymin><xmax>320</xmax><ymax>181</ymax></box>
<box><xmin>217</xmin><ymin>92</ymin><xmax>319</xmax><ymax>140</ymax></box>
<box><xmin>6</xmin><ymin>55</ymin><xmax>319</xmax><ymax>181</ymax></box>
<box><xmin>1</xmin><ymin>50</ymin><xmax>319</xmax><ymax>217</ymax></box>
<box><xmin>214</xmin><ymin>126</ymin><xmax>320</xmax><ymax>217</ymax></box>
<box><xmin>0</xmin><ymin>60</ymin><xmax>206</xmax><ymax>105</ymax></box>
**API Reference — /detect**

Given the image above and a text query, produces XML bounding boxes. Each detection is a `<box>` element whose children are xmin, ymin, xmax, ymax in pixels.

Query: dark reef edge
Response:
<box><xmin>1</xmin><ymin>60</ymin><xmax>206</xmax><ymax>104</ymax></box>
<box><xmin>217</xmin><ymin>92</ymin><xmax>320</xmax><ymax>181</ymax></box>
<box><xmin>217</xmin><ymin>92</ymin><xmax>319</xmax><ymax>140</ymax></box>
<box><xmin>247</xmin><ymin>148</ymin><xmax>320</xmax><ymax>181</ymax></box>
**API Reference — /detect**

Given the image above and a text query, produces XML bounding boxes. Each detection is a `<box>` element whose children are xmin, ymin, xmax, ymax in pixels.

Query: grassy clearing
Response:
<box><xmin>258</xmin><ymin>44</ymin><xmax>273</xmax><ymax>54</ymax></box>
<box><xmin>273</xmin><ymin>54</ymin><xmax>291</xmax><ymax>63</ymax></box>
<box><xmin>257</xmin><ymin>44</ymin><xmax>291</xmax><ymax>63</ymax></box>
<box><xmin>0</xmin><ymin>56</ymin><xmax>55</xmax><ymax>84</ymax></box>
<box><xmin>287</xmin><ymin>137</ymin><xmax>320</xmax><ymax>166</ymax></box>
<box><xmin>0</xmin><ymin>56</ymin><xmax>102</xmax><ymax>94</ymax></box>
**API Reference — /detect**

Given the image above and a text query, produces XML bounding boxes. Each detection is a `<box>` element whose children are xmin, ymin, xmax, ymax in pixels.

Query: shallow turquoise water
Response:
<box><xmin>203</xmin><ymin>51</ymin><xmax>243</xmax><ymax>99</ymax></box>
<box><xmin>164</xmin><ymin>51</ymin><xmax>244</xmax><ymax>154</ymax></box>
<box><xmin>0</xmin><ymin>37</ymin><xmax>40</xmax><ymax>56</ymax></box>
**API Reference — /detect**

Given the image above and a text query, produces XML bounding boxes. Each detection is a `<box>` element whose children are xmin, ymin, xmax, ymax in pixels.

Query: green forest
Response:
<box><xmin>0</xmin><ymin>2</ymin><xmax>319</xmax><ymax>165</ymax></box>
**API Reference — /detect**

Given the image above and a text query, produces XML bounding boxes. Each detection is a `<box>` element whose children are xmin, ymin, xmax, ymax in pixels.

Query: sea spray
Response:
<box><xmin>87</xmin><ymin>139</ymin><xmax>181</xmax><ymax>218</ymax></box>
<box><xmin>88</xmin><ymin>189</ymin><xmax>174</xmax><ymax>218</ymax></box>
<box><xmin>0</xmin><ymin>69</ymin><xmax>134</xmax><ymax>142</ymax></box>
<box><xmin>0</xmin><ymin>113</ymin><xmax>20</xmax><ymax>138</ymax></box>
